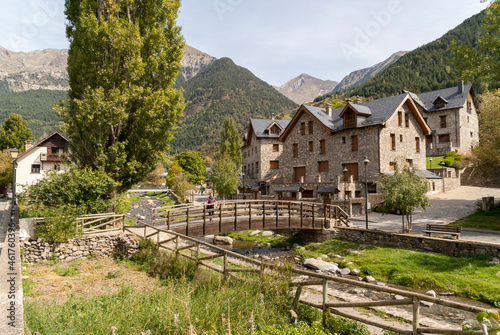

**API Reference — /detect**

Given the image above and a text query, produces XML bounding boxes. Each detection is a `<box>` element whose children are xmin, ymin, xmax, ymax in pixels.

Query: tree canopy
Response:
<box><xmin>211</xmin><ymin>153</ymin><xmax>239</xmax><ymax>199</ymax></box>
<box><xmin>377</xmin><ymin>162</ymin><xmax>430</xmax><ymax>233</ymax></box>
<box><xmin>57</xmin><ymin>0</ymin><xmax>185</xmax><ymax>194</ymax></box>
<box><xmin>0</xmin><ymin>113</ymin><xmax>33</xmax><ymax>152</ymax></box>
<box><xmin>174</xmin><ymin>150</ymin><xmax>207</xmax><ymax>185</ymax></box>
<box><xmin>219</xmin><ymin>116</ymin><xmax>243</xmax><ymax>167</ymax></box>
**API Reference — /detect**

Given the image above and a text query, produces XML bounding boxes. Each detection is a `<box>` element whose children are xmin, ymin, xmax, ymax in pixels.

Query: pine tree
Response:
<box><xmin>57</xmin><ymin>0</ymin><xmax>185</xmax><ymax>195</ymax></box>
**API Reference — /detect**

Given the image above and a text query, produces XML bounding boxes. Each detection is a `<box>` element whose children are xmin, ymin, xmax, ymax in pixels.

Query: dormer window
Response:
<box><xmin>344</xmin><ymin>110</ymin><xmax>356</xmax><ymax>129</ymax></box>
<box><xmin>433</xmin><ymin>96</ymin><xmax>448</xmax><ymax>109</ymax></box>
<box><xmin>266</xmin><ymin>122</ymin><xmax>283</xmax><ymax>135</ymax></box>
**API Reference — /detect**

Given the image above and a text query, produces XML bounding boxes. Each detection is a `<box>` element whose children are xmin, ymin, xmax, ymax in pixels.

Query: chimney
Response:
<box><xmin>458</xmin><ymin>80</ymin><xmax>464</xmax><ymax>94</ymax></box>
<box><xmin>271</xmin><ymin>113</ymin><xmax>275</xmax><ymax>120</ymax></box>
<box><xmin>25</xmin><ymin>140</ymin><xmax>32</xmax><ymax>151</ymax></box>
<box><xmin>325</xmin><ymin>104</ymin><xmax>332</xmax><ymax>117</ymax></box>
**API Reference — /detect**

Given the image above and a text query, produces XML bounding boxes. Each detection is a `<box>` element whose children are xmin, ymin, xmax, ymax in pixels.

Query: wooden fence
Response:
<box><xmin>34</xmin><ymin>212</ymin><xmax>125</xmax><ymax>235</ymax></box>
<box><xmin>151</xmin><ymin>200</ymin><xmax>350</xmax><ymax>237</ymax></box>
<box><xmin>123</xmin><ymin>219</ymin><xmax>487</xmax><ymax>335</ymax></box>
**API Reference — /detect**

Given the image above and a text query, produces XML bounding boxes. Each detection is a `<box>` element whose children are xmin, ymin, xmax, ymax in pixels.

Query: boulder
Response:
<box><xmin>497</xmin><ymin>271</ymin><xmax>500</xmax><ymax>277</ymax></box>
<box><xmin>303</xmin><ymin>258</ymin><xmax>339</xmax><ymax>272</ymax></box>
<box><xmin>351</xmin><ymin>268</ymin><xmax>361</xmax><ymax>275</ymax></box>
<box><xmin>199</xmin><ymin>235</ymin><xmax>215</xmax><ymax>243</ymax></box>
<box><xmin>213</xmin><ymin>236</ymin><xmax>233</xmax><ymax>245</ymax></box>
<box><xmin>292</xmin><ymin>243</ymin><xmax>300</xmax><ymax>249</ymax></box>
<box><xmin>490</xmin><ymin>257</ymin><xmax>500</xmax><ymax>265</ymax></box>
<box><xmin>363</xmin><ymin>276</ymin><xmax>376</xmax><ymax>283</ymax></box>
<box><xmin>250</xmin><ymin>230</ymin><xmax>261</xmax><ymax>236</ymax></box>
<box><xmin>393</xmin><ymin>295</ymin><xmax>405</xmax><ymax>300</ymax></box>
<box><xmin>261</xmin><ymin>231</ymin><xmax>274</xmax><ymax>237</ymax></box>
<box><xmin>421</xmin><ymin>290</ymin><xmax>436</xmax><ymax>307</ymax></box>
<box><xmin>340</xmin><ymin>268</ymin><xmax>351</xmax><ymax>275</ymax></box>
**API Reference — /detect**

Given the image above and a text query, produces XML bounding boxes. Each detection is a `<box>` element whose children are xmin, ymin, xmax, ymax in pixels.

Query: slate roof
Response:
<box><xmin>302</xmin><ymin>93</ymin><xmax>408</xmax><ymax>132</ymax></box>
<box><xmin>317</xmin><ymin>187</ymin><xmax>340</xmax><ymax>193</ymax></box>
<box><xmin>250</xmin><ymin>119</ymin><xmax>291</xmax><ymax>138</ymax></box>
<box><xmin>382</xmin><ymin>169</ymin><xmax>442</xmax><ymax>179</ymax></box>
<box><xmin>274</xmin><ymin>186</ymin><xmax>304</xmax><ymax>192</ymax></box>
<box><xmin>414</xmin><ymin>83</ymin><xmax>473</xmax><ymax>112</ymax></box>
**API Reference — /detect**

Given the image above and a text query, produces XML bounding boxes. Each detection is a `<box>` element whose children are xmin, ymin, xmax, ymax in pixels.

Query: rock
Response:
<box><xmin>496</xmin><ymin>271</ymin><xmax>500</xmax><ymax>277</ymax></box>
<box><xmin>285</xmin><ymin>246</ymin><xmax>290</xmax><ymax>251</ymax></box>
<box><xmin>266</xmin><ymin>243</ymin><xmax>271</xmax><ymax>247</ymax></box>
<box><xmin>489</xmin><ymin>257</ymin><xmax>500</xmax><ymax>265</ymax></box>
<box><xmin>321</xmin><ymin>254</ymin><xmax>328</xmax><ymax>258</ymax></box>
<box><xmin>376</xmin><ymin>282</ymin><xmax>387</xmax><ymax>287</ymax></box>
<box><xmin>425</xmin><ymin>290</ymin><xmax>437</xmax><ymax>297</ymax></box>
<box><xmin>351</xmin><ymin>268</ymin><xmax>361</xmax><ymax>275</ymax></box>
<box><xmin>393</xmin><ymin>295</ymin><xmax>405</xmax><ymax>300</ymax></box>
<box><xmin>303</xmin><ymin>258</ymin><xmax>339</xmax><ymax>272</ymax></box>
<box><xmin>420</xmin><ymin>301</ymin><xmax>433</xmax><ymax>307</ymax></box>
<box><xmin>350</xmin><ymin>288</ymin><xmax>365</xmax><ymax>294</ymax></box>
<box><xmin>261</xmin><ymin>231</ymin><xmax>274</xmax><ymax>237</ymax></box>
<box><xmin>363</xmin><ymin>276</ymin><xmax>376</xmax><ymax>283</ymax></box>
<box><xmin>138</xmin><ymin>215</ymin><xmax>147</xmax><ymax>220</ymax></box>
<box><xmin>213</xmin><ymin>236</ymin><xmax>233</xmax><ymax>245</ymax></box>
<box><xmin>340</xmin><ymin>268</ymin><xmax>351</xmax><ymax>275</ymax></box>
<box><xmin>250</xmin><ymin>230</ymin><xmax>261</xmax><ymax>236</ymax></box>
<box><xmin>198</xmin><ymin>235</ymin><xmax>215</xmax><ymax>243</ymax></box>
<box><xmin>292</xmin><ymin>243</ymin><xmax>300</xmax><ymax>248</ymax></box>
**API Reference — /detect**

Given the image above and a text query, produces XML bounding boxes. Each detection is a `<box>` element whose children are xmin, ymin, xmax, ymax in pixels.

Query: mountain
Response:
<box><xmin>333</xmin><ymin>51</ymin><xmax>408</xmax><ymax>93</ymax></box>
<box><xmin>177</xmin><ymin>45</ymin><xmax>216</xmax><ymax>86</ymax></box>
<box><xmin>274</xmin><ymin>73</ymin><xmax>338</xmax><ymax>104</ymax></box>
<box><xmin>171</xmin><ymin>57</ymin><xmax>297</xmax><ymax>152</ymax></box>
<box><xmin>342</xmin><ymin>11</ymin><xmax>486</xmax><ymax>98</ymax></box>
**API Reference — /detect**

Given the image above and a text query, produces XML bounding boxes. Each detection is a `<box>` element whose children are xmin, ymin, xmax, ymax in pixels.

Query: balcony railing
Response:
<box><xmin>40</xmin><ymin>153</ymin><xmax>66</xmax><ymax>162</ymax></box>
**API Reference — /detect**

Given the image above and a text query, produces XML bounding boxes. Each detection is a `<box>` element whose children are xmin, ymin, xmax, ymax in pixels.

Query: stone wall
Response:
<box><xmin>299</xmin><ymin>227</ymin><xmax>500</xmax><ymax>258</ymax></box>
<box><xmin>22</xmin><ymin>234</ymin><xmax>140</xmax><ymax>264</ymax></box>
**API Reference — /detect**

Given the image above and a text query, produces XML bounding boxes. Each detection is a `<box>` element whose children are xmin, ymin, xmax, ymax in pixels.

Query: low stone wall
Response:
<box><xmin>299</xmin><ymin>227</ymin><xmax>500</xmax><ymax>258</ymax></box>
<box><xmin>22</xmin><ymin>234</ymin><xmax>140</xmax><ymax>264</ymax></box>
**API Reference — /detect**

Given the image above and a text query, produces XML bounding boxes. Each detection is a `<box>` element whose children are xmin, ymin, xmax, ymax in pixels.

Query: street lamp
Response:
<box><xmin>439</xmin><ymin>161</ymin><xmax>446</xmax><ymax>193</ymax></box>
<box><xmin>10</xmin><ymin>147</ymin><xmax>19</xmax><ymax>213</ymax></box>
<box><xmin>342</xmin><ymin>166</ymin><xmax>348</xmax><ymax>211</ymax></box>
<box><xmin>241</xmin><ymin>172</ymin><xmax>246</xmax><ymax>200</ymax></box>
<box><xmin>363</xmin><ymin>156</ymin><xmax>370</xmax><ymax>229</ymax></box>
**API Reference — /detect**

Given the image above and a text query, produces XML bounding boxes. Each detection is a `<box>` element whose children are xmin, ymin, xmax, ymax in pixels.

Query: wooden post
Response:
<box><xmin>157</xmin><ymin>230</ymin><xmax>160</xmax><ymax>245</ymax></box>
<box><xmin>167</xmin><ymin>211</ymin><xmax>171</xmax><ymax>230</ymax></box>
<box><xmin>412</xmin><ymin>296</ymin><xmax>420</xmax><ymax>335</ymax></box>
<box><xmin>263</xmin><ymin>202</ymin><xmax>266</xmax><ymax>229</ymax></box>
<box><xmin>219</xmin><ymin>203</ymin><xmax>222</xmax><ymax>233</ymax></box>
<box><xmin>196</xmin><ymin>243</ymin><xmax>200</xmax><ymax>266</ymax></box>
<box><xmin>276</xmin><ymin>201</ymin><xmax>279</xmax><ymax>228</ymax></box>
<box><xmin>234</xmin><ymin>202</ymin><xmax>237</xmax><ymax>231</ymax></box>
<box><xmin>186</xmin><ymin>207</ymin><xmax>190</xmax><ymax>236</ymax></box>
<box><xmin>144</xmin><ymin>223</ymin><xmax>147</xmax><ymax>237</ymax></box>
<box><xmin>248</xmin><ymin>202</ymin><xmax>252</xmax><ymax>230</ymax></box>
<box><xmin>203</xmin><ymin>205</ymin><xmax>206</xmax><ymax>236</ymax></box>
<box><xmin>300</xmin><ymin>203</ymin><xmax>303</xmax><ymax>228</ymax></box>
<box><xmin>293</xmin><ymin>285</ymin><xmax>303</xmax><ymax>309</ymax></box>
<box><xmin>223</xmin><ymin>252</ymin><xmax>228</xmax><ymax>280</ymax></box>
<box><xmin>288</xmin><ymin>202</ymin><xmax>291</xmax><ymax>227</ymax></box>
<box><xmin>175</xmin><ymin>236</ymin><xmax>179</xmax><ymax>259</ymax></box>
<box><xmin>312</xmin><ymin>204</ymin><xmax>315</xmax><ymax>228</ymax></box>
<box><xmin>322</xmin><ymin>278</ymin><xmax>328</xmax><ymax>326</ymax></box>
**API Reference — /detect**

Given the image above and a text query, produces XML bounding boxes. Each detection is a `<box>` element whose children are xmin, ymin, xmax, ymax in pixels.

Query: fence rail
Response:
<box><xmin>34</xmin><ymin>212</ymin><xmax>125</xmax><ymax>235</ymax></box>
<box><xmin>151</xmin><ymin>200</ymin><xmax>350</xmax><ymax>237</ymax></box>
<box><xmin>123</xmin><ymin>219</ymin><xmax>487</xmax><ymax>335</ymax></box>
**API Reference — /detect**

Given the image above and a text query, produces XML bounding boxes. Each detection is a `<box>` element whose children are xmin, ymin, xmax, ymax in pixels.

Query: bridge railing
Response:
<box><xmin>122</xmin><ymin>218</ymin><xmax>486</xmax><ymax>335</ymax></box>
<box><xmin>151</xmin><ymin>200</ymin><xmax>349</xmax><ymax>235</ymax></box>
<box><xmin>34</xmin><ymin>212</ymin><xmax>125</xmax><ymax>235</ymax></box>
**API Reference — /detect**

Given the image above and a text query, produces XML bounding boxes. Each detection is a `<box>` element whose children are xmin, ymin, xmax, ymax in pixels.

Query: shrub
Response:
<box><xmin>324</xmin><ymin>314</ymin><xmax>370</xmax><ymax>335</ymax></box>
<box><xmin>256</xmin><ymin>322</ymin><xmax>329</xmax><ymax>335</ymax></box>
<box><xmin>296</xmin><ymin>304</ymin><xmax>322</xmax><ymax>325</ymax></box>
<box><xmin>33</xmin><ymin>205</ymin><xmax>81</xmax><ymax>242</ymax></box>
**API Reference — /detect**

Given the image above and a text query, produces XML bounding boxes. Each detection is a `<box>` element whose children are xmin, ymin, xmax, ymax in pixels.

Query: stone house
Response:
<box><xmin>412</xmin><ymin>81</ymin><xmax>479</xmax><ymax>156</ymax></box>
<box><xmin>14</xmin><ymin>131</ymin><xmax>70</xmax><ymax>192</ymax></box>
<box><xmin>242</xmin><ymin>118</ymin><xmax>290</xmax><ymax>194</ymax></box>
<box><xmin>271</xmin><ymin>92</ymin><xmax>433</xmax><ymax>207</ymax></box>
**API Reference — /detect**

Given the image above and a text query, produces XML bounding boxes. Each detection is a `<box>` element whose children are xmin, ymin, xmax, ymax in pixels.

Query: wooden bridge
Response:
<box><xmin>151</xmin><ymin>200</ymin><xmax>350</xmax><ymax>238</ymax></box>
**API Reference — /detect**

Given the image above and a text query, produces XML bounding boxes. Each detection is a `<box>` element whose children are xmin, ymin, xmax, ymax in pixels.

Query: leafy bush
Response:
<box><xmin>256</xmin><ymin>322</ymin><xmax>328</xmax><ymax>335</ymax></box>
<box><xmin>296</xmin><ymin>304</ymin><xmax>322</xmax><ymax>325</ymax></box>
<box><xmin>324</xmin><ymin>314</ymin><xmax>370</xmax><ymax>335</ymax></box>
<box><xmin>33</xmin><ymin>205</ymin><xmax>81</xmax><ymax>242</ymax></box>
<box><xmin>21</xmin><ymin>166</ymin><xmax>117</xmax><ymax>214</ymax></box>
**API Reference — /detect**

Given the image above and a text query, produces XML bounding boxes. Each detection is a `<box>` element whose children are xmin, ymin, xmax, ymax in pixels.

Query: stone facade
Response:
<box><xmin>22</xmin><ymin>234</ymin><xmax>140</xmax><ymax>264</ymax></box>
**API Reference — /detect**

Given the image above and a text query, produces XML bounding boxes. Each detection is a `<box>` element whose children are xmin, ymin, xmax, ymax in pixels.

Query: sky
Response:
<box><xmin>0</xmin><ymin>0</ymin><xmax>489</xmax><ymax>86</ymax></box>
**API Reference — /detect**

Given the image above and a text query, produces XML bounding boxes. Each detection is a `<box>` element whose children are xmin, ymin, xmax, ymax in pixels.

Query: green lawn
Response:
<box><xmin>449</xmin><ymin>205</ymin><xmax>500</xmax><ymax>231</ymax></box>
<box><xmin>426</xmin><ymin>156</ymin><xmax>446</xmax><ymax>169</ymax></box>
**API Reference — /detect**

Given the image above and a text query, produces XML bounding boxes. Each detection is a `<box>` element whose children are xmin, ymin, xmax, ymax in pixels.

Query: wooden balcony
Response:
<box><xmin>40</xmin><ymin>152</ymin><xmax>66</xmax><ymax>162</ymax></box>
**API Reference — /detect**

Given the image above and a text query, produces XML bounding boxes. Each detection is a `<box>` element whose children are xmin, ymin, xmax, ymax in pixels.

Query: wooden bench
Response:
<box><xmin>422</xmin><ymin>224</ymin><xmax>462</xmax><ymax>239</ymax></box>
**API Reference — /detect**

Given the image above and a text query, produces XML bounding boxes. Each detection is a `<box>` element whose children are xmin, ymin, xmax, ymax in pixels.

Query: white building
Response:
<box><xmin>15</xmin><ymin>132</ymin><xmax>70</xmax><ymax>191</ymax></box>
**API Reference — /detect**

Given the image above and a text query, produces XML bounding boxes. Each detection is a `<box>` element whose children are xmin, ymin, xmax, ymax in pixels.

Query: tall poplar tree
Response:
<box><xmin>57</xmin><ymin>0</ymin><xmax>185</xmax><ymax>195</ymax></box>
<box><xmin>219</xmin><ymin>116</ymin><xmax>243</xmax><ymax>167</ymax></box>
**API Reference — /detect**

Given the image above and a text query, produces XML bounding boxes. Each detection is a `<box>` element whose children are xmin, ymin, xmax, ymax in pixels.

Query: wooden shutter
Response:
<box><xmin>309</xmin><ymin>121</ymin><xmax>314</xmax><ymax>134</ymax></box>
<box><xmin>294</xmin><ymin>167</ymin><xmax>306</xmax><ymax>182</ymax></box>
<box><xmin>320</xmin><ymin>140</ymin><xmax>326</xmax><ymax>154</ymax></box>
<box><xmin>352</xmin><ymin>135</ymin><xmax>358</xmax><ymax>151</ymax></box>
<box><xmin>344</xmin><ymin>163</ymin><xmax>359</xmax><ymax>180</ymax></box>
<box><xmin>293</xmin><ymin>143</ymin><xmax>298</xmax><ymax>157</ymax></box>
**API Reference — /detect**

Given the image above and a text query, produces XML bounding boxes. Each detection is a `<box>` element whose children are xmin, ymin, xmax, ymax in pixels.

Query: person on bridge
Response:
<box><xmin>206</xmin><ymin>192</ymin><xmax>216</xmax><ymax>221</ymax></box>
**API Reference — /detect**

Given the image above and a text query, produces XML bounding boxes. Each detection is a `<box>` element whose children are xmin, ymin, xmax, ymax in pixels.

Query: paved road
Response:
<box><xmin>351</xmin><ymin>186</ymin><xmax>500</xmax><ymax>244</ymax></box>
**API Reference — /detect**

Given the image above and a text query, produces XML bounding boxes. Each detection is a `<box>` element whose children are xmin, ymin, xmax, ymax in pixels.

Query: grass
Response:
<box><xmin>449</xmin><ymin>204</ymin><xmax>500</xmax><ymax>231</ymax></box>
<box><xmin>226</xmin><ymin>230</ymin><xmax>301</xmax><ymax>248</ymax></box>
<box><xmin>298</xmin><ymin>240</ymin><xmax>500</xmax><ymax>306</ymax></box>
<box><xmin>426</xmin><ymin>155</ymin><xmax>446</xmax><ymax>169</ymax></box>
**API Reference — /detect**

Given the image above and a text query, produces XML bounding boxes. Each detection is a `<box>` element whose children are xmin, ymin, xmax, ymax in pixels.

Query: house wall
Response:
<box><xmin>379</xmin><ymin>102</ymin><xmax>427</xmax><ymax>172</ymax></box>
<box><xmin>243</xmin><ymin>133</ymin><xmax>283</xmax><ymax>182</ymax></box>
<box><xmin>457</xmin><ymin>93</ymin><xmax>479</xmax><ymax>153</ymax></box>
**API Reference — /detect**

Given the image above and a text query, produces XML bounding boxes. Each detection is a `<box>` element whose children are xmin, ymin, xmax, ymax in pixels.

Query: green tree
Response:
<box><xmin>172</xmin><ymin>173</ymin><xmax>194</xmax><ymax>203</ymax></box>
<box><xmin>0</xmin><ymin>113</ymin><xmax>33</xmax><ymax>151</ymax></box>
<box><xmin>0</xmin><ymin>149</ymin><xmax>13</xmax><ymax>189</ymax></box>
<box><xmin>57</xmin><ymin>0</ymin><xmax>185</xmax><ymax>196</ymax></box>
<box><xmin>165</xmin><ymin>160</ymin><xmax>184</xmax><ymax>187</ymax></box>
<box><xmin>174</xmin><ymin>150</ymin><xmax>207</xmax><ymax>184</ymax></box>
<box><xmin>377</xmin><ymin>161</ymin><xmax>430</xmax><ymax>233</ymax></box>
<box><xmin>470</xmin><ymin>89</ymin><xmax>500</xmax><ymax>175</ymax></box>
<box><xmin>211</xmin><ymin>154</ymin><xmax>239</xmax><ymax>199</ymax></box>
<box><xmin>219</xmin><ymin>116</ymin><xmax>243</xmax><ymax>167</ymax></box>
<box><xmin>452</xmin><ymin>1</ymin><xmax>500</xmax><ymax>89</ymax></box>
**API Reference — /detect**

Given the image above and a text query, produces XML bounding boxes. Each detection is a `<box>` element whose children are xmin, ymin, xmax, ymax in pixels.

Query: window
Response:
<box><xmin>255</xmin><ymin>162</ymin><xmax>259</xmax><ymax>173</ymax></box>
<box><xmin>415</xmin><ymin>137</ymin><xmax>420</xmax><ymax>152</ymax></box>
<box><xmin>390</xmin><ymin>134</ymin><xmax>396</xmax><ymax>151</ymax></box>
<box><xmin>273</xmin><ymin>144</ymin><xmax>279</xmax><ymax>152</ymax></box>
<box><xmin>309</xmin><ymin>141</ymin><xmax>314</xmax><ymax>152</ymax></box>
<box><xmin>470</xmin><ymin>132</ymin><xmax>473</xmax><ymax>138</ymax></box>
<box><xmin>269</xmin><ymin>124</ymin><xmax>281</xmax><ymax>135</ymax></box>
<box><xmin>351</xmin><ymin>135</ymin><xmax>358</xmax><ymax>151</ymax></box>
<box><xmin>405</xmin><ymin>113</ymin><xmax>409</xmax><ymax>127</ymax></box>
<box><xmin>424</xmin><ymin>117</ymin><xmax>428</xmax><ymax>124</ymax></box>
<box><xmin>398</xmin><ymin>111</ymin><xmax>403</xmax><ymax>127</ymax></box>
<box><xmin>270</xmin><ymin>161</ymin><xmax>279</xmax><ymax>169</ymax></box>
<box><xmin>438</xmin><ymin>134</ymin><xmax>450</xmax><ymax>143</ymax></box>
<box><xmin>389</xmin><ymin>162</ymin><xmax>396</xmax><ymax>170</ymax></box>
<box><xmin>355</xmin><ymin>191</ymin><xmax>361</xmax><ymax>198</ymax></box>
<box><xmin>467</xmin><ymin>101</ymin><xmax>472</xmax><ymax>113</ymax></box>
<box><xmin>399</xmin><ymin>134</ymin><xmax>403</xmax><ymax>142</ymax></box>
<box><xmin>54</xmin><ymin>164</ymin><xmax>61</xmax><ymax>171</ymax></box>
<box><xmin>344</xmin><ymin>110</ymin><xmax>356</xmax><ymax>128</ymax></box>
<box><xmin>440</xmin><ymin>115</ymin><xmax>447</xmax><ymax>128</ymax></box>
<box><xmin>320</xmin><ymin>140</ymin><xmax>326</xmax><ymax>154</ymax></box>
<box><xmin>467</xmin><ymin>116</ymin><xmax>470</xmax><ymax>123</ymax></box>
<box><xmin>293</xmin><ymin>143</ymin><xmax>298</xmax><ymax>157</ymax></box>
<box><xmin>308</xmin><ymin>121</ymin><xmax>313</xmax><ymax>134</ymax></box>
<box><xmin>342</xmin><ymin>137</ymin><xmax>346</xmax><ymax>144</ymax></box>
<box><xmin>406</xmin><ymin>159</ymin><xmax>413</xmax><ymax>167</ymax></box>
<box><xmin>343</xmin><ymin>163</ymin><xmax>359</xmax><ymax>180</ymax></box>
<box><xmin>294</xmin><ymin>167</ymin><xmax>306</xmax><ymax>182</ymax></box>
<box><xmin>318</xmin><ymin>161</ymin><xmax>329</xmax><ymax>172</ymax></box>
<box><xmin>301</xmin><ymin>122</ymin><xmax>306</xmax><ymax>135</ymax></box>
<box><xmin>32</xmin><ymin>164</ymin><xmax>41</xmax><ymax>173</ymax></box>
